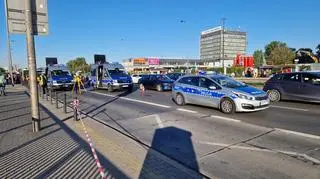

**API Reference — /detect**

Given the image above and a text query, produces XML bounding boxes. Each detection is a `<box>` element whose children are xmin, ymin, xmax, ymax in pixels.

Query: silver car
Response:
<box><xmin>172</xmin><ymin>74</ymin><xmax>270</xmax><ymax>114</ymax></box>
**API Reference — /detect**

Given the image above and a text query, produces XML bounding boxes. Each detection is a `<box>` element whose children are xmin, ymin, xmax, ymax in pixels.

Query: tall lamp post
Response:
<box><xmin>221</xmin><ymin>18</ymin><xmax>226</xmax><ymax>75</ymax></box>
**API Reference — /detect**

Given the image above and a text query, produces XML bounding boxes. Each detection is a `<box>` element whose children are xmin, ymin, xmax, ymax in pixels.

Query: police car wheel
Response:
<box><xmin>268</xmin><ymin>89</ymin><xmax>281</xmax><ymax>102</ymax></box>
<box><xmin>176</xmin><ymin>93</ymin><xmax>185</xmax><ymax>106</ymax></box>
<box><xmin>220</xmin><ymin>98</ymin><xmax>235</xmax><ymax>114</ymax></box>
<box><xmin>108</xmin><ymin>85</ymin><xmax>114</xmax><ymax>92</ymax></box>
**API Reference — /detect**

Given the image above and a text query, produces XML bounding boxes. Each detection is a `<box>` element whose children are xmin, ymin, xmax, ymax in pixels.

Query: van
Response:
<box><xmin>90</xmin><ymin>63</ymin><xmax>133</xmax><ymax>92</ymax></box>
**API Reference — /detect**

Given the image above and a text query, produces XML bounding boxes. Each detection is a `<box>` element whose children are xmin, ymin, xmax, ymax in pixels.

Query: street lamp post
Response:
<box><xmin>221</xmin><ymin>18</ymin><xmax>226</xmax><ymax>75</ymax></box>
<box><xmin>4</xmin><ymin>0</ymin><xmax>14</xmax><ymax>85</ymax></box>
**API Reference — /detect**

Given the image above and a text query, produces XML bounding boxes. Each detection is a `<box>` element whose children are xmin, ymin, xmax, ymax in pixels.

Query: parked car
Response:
<box><xmin>138</xmin><ymin>74</ymin><xmax>174</xmax><ymax>91</ymax></box>
<box><xmin>131</xmin><ymin>74</ymin><xmax>142</xmax><ymax>83</ymax></box>
<box><xmin>172</xmin><ymin>74</ymin><xmax>270</xmax><ymax>114</ymax></box>
<box><xmin>263</xmin><ymin>72</ymin><xmax>320</xmax><ymax>103</ymax></box>
<box><xmin>167</xmin><ymin>73</ymin><xmax>185</xmax><ymax>81</ymax></box>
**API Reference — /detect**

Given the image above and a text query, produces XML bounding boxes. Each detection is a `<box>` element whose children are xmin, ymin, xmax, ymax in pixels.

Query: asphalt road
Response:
<box><xmin>53</xmin><ymin>87</ymin><xmax>320</xmax><ymax>178</ymax></box>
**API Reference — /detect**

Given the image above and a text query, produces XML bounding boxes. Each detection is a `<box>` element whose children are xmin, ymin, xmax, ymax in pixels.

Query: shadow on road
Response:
<box><xmin>139</xmin><ymin>126</ymin><xmax>201</xmax><ymax>178</ymax></box>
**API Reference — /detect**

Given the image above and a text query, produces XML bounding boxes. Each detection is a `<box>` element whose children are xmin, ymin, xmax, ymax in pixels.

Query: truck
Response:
<box><xmin>90</xmin><ymin>62</ymin><xmax>133</xmax><ymax>92</ymax></box>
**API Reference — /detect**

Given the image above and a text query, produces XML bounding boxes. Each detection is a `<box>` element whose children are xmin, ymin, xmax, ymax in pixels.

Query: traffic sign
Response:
<box><xmin>6</xmin><ymin>0</ymin><xmax>49</xmax><ymax>35</ymax></box>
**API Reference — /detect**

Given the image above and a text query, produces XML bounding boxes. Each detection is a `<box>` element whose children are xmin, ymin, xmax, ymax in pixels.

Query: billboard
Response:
<box><xmin>94</xmin><ymin>54</ymin><xmax>106</xmax><ymax>64</ymax></box>
<box><xmin>133</xmin><ymin>58</ymin><xmax>146</xmax><ymax>65</ymax></box>
<box><xmin>45</xmin><ymin>57</ymin><xmax>57</xmax><ymax>66</ymax></box>
<box><xmin>147</xmin><ymin>58</ymin><xmax>160</xmax><ymax>65</ymax></box>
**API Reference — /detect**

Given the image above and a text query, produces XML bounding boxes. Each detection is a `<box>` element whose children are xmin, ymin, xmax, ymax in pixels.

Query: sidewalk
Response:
<box><xmin>0</xmin><ymin>85</ymin><xmax>204</xmax><ymax>178</ymax></box>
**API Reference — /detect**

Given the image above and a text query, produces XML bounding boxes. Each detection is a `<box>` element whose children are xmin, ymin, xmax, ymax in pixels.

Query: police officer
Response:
<box><xmin>40</xmin><ymin>72</ymin><xmax>47</xmax><ymax>94</ymax></box>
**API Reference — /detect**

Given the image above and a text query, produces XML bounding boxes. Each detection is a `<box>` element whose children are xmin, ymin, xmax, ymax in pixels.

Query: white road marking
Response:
<box><xmin>177</xmin><ymin>108</ymin><xmax>198</xmax><ymax>113</ymax></box>
<box><xmin>199</xmin><ymin>141</ymin><xmax>320</xmax><ymax>164</ymax></box>
<box><xmin>154</xmin><ymin>115</ymin><xmax>164</xmax><ymax>128</ymax></box>
<box><xmin>210</xmin><ymin>115</ymin><xmax>241</xmax><ymax>123</ymax></box>
<box><xmin>90</xmin><ymin>91</ymin><xmax>171</xmax><ymax>108</ymax></box>
<box><xmin>275</xmin><ymin>128</ymin><xmax>320</xmax><ymax>140</ymax></box>
<box><xmin>271</xmin><ymin>105</ymin><xmax>309</xmax><ymax>112</ymax></box>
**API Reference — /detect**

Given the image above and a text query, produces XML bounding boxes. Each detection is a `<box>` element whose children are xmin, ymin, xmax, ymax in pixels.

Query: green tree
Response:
<box><xmin>0</xmin><ymin>67</ymin><xmax>5</xmax><ymax>74</ymax></box>
<box><xmin>66</xmin><ymin>57</ymin><xmax>90</xmax><ymax>74</ymax></box>
<box><xmin>268</xmin><ymin>46</ymin><xmax>295</xmax><ymax>65</ymax></box>
<box><xmin>253</xmin><ymin>49</ymin><xmax>264</xmax><ymax>67</ymax></box>
<box><xmin>264</xmin><ymin>41</ymin><xmax>287</xmax><ymax>60</ymax></box>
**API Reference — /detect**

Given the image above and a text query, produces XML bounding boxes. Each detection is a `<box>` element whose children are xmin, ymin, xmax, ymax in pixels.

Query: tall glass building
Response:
<box><xmin>200</xmin><ymin>26</ymin><xmax>247</xmax><ymax>67</ymax></box>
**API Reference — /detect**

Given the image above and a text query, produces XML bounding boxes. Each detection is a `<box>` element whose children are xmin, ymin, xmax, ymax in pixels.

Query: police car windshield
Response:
<box><xmin>211</xmin><ymin>76</ymin><xmax>246</xmax><ymax>88</ymax></box>
<box><xmin>108</xmin><ymin>69</ymin><xmax>127</xmax><ymax>76</ymax></box>
<box><xmin>52</xmin><ymin>70</ymin><xmax>70</xmax><ymax>77</ymax></box>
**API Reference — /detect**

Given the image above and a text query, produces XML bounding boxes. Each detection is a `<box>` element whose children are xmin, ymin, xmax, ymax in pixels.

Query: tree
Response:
<box><xmin>253</xmin><ymin>49</ymin><xmax>264</xmax><ymax>67</ymax></box>
<box><xmin>268</xmin><ymin>46</ymin><xmax>295</xmax><ymax>65</ymax></box>
<box><xmin>264</xmin><ymin>41</ymin><xmax>287</xmax><ymax>59</ymax></box>
<box><xmin>316</xmin><ymin>44</ymin><xmax>320</xmax><ymax>58</ymax></box>
<box><xmin>66</xmin><ymin>57</ymin><xmax>90</xmax><ymax>74</ymax></box>
<box><xmin>0</xmin><ymin>67</ymin><xmax>5</xmax><ymax>74</ymax></box>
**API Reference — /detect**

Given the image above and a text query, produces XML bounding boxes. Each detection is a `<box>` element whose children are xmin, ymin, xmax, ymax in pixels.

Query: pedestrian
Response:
<box><xmin>40</xmin><ymin>72</ymin><xmax>47</xmax><ymax>94</ymax></box>
<box><xmin>0</xmin><ymin>72</ymin><xmax>6</xmax><ymax>96</ymax></box>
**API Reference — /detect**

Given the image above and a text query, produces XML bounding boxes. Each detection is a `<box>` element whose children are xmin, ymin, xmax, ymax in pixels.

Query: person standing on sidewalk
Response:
<box><xmin>40</xmin><ymin>72</ymin><xmax>47</xmax><ymax>94</ymax></box>
<box><xmin>0</xmin><ymin>72</ymin><xmax>6</xmax><ymax>96</ymax></box>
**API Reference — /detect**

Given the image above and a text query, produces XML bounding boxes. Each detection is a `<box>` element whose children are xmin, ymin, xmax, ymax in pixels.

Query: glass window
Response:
<box><xmin>51</xmin><ymin>70</ymin><xmax>70</xmax><ymax>77</ymax></box>
<box><xmin>271</xmin><ymin>74</ymin><xmax>283</xmax><ymax>81</ymax></box>
<box><xmin>283</xmin><ymin>73</ymin><xmax>300</xmax><ymax>82</ymax></box>
<box><xmin>211</xmin><ymin>76</ymin><xmax>246</xmax><ymax>88</ymax></box>
<box><xmin>91</xmin><ymin>69</ymin><xmax>96</xmax><ymax>76</ymax></box>
<box><xmin>199</xmin><ymin>77</ymin><xmax>219</xmax><ymax>89</ymax></box>
<box><xmin>302</xmin><ymin>73</ymin><xmax>320</xmax><ymax>85</ymax></box>
<box><xmin>179</xmin><ymin>77</ymin><xmax>199</xmax><ymax>86</ymax></box>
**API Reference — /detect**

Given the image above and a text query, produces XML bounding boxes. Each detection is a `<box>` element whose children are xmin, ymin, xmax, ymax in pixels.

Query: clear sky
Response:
<box><xmin>0</xmin><ymin>0</ymin><xmax>319</xmax><ymax>68</ymax></box>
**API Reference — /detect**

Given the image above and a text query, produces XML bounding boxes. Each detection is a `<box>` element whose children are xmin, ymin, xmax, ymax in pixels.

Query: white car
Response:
<box><xmin>131</xmin><ymin>74</ymin><xmax>142</xmax><ymax>83</ymax></box>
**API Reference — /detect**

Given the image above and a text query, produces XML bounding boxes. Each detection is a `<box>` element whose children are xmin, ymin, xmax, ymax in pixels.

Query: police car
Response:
<box><xmin>172</xmin><ymin>74</ymin><xmax>270</xmax><ymax>114</ymax></box>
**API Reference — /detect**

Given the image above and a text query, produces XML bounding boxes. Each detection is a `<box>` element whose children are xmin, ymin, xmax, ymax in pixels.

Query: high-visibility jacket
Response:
<box><xmin>39</xmin><ymin>75</ymin><xmax>46</xmax><ymax>86</ymax></box>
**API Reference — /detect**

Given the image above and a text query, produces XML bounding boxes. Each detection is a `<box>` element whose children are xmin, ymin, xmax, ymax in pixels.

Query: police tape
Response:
<box><xmin>73</xmin><ymin>98</ymin><xmax>106</xmax><ymax>178</ymax></box>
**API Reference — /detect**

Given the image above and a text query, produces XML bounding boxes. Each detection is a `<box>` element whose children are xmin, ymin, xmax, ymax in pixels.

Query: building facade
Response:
<box><xmin>200</xmin><ymin>26</ymin><xmax>247</xmax><ymax>67</ymax></box>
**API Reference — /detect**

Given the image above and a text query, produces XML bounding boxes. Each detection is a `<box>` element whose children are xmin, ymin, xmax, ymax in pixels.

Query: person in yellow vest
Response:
<box><xmin>73</xmin><ymin>71</ymin><xmax>82</xmax><ymax>94</ymax></box>
<box><xmin>39</xmin><ymin>72</ymin><xmax>47</xmax><ymax>94</ymax></box>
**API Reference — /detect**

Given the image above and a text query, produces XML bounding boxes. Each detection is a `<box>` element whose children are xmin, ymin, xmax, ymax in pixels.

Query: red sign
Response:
<box><xmin>148</xmin><ymin>58</ymin><xmax>160</xmax><ymax>65</ymax></box>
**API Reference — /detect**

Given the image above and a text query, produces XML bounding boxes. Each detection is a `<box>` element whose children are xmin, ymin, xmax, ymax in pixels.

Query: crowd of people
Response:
<box><xmin>0</xmin><ymin>72</ymin><xmax>22</xmax><ymax>96</ymax></box>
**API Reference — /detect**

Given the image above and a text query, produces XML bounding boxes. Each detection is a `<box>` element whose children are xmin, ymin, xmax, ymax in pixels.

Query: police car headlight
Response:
<box><xmin>112</xmin><ymin>80</ymin><xmax>118</xmax><ymax>83</ymax></box>
<box><xmin>233</xmin><ymin>92</ymin><xmax>254</xmax><ymax>100</ymax></box>
<box><xmin>52</xmin><ymin>80</ymin><xmax>57</xmax><ymax>84</ymax></box>
<box><xmin>72</xmin><ymin>79</ymin><xmax>75</xmax><ymax>83</ymax></box>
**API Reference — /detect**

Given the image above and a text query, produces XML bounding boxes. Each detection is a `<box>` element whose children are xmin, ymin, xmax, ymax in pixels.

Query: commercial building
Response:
<box><xmin>122</xmin><ymin>57</ymin><xmax>204</xmax><ymax>72</ymax></box>
<box><xmin>200</xmin><ymin>26</ymin><xmax>247</xmax><ymax>67</ymax></box>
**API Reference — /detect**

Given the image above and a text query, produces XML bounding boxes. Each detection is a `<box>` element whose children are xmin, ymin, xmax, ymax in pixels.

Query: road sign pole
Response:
<box><xmin>25</xmin><ymin>0</ymin><xmax>40</xmax><ymax>132</ymax></box>
<box><xmin>4</xmin><ymin>0</ymin><xmax>14</xmax><ymax>85</ymax></box>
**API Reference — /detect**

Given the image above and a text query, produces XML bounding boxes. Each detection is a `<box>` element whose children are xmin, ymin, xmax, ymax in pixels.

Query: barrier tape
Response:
<box><xmin>73</xmin><ymin>98</ymin><xmax>106</xmax><ymax>178</ymax></box>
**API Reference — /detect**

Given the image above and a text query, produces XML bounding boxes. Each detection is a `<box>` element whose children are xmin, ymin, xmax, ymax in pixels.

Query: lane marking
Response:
<box><xmin>89</xmin><ymin>91</ymin><xmax>320</xmax><ymax>140</ymax></box>
<box><xmin>154</xmin><ymin>115</ymin><xmax>164</xmax><ymax>128</ymax></box>
<box><xmin>90</xmin><ymin>91</ymin><xmax>171</xmax><ymax>108</ymax></box>
<box><xmin>271</xmin><ymin>105</ymin><xmax>309</xmax><ymax>112</ymax></box>
<box><xmin>275</xmin><ymin>128</ymin><xmax>320</xmax><ymax>140</ymax></box>
<box><xmin>177</xmin><ymin>108</ymin><xmax>198</xmax><ymax>113</ymax></box>
<box><xmin>210</xmin><ymin>115</ymin><xmax>241</xmax><ymax>123</ymax></box>
<box><xmin>198</xmin><ymin>141</ymin><xmax>320</xmax><ymax>164</ymax></box>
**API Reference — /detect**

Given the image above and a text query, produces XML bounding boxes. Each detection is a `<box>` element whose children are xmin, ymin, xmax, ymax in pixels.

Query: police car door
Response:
<box><xmin>198</xmin><ymin>77</ymin><xmax>222</xmax><ymax>108</ymax></box>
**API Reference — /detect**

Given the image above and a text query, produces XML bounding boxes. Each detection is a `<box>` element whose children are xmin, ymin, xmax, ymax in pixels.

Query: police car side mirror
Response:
<box><xmin>208</xmin><ymin>86</ymin><xmax>217</xmax><ymax>90</ymax></box>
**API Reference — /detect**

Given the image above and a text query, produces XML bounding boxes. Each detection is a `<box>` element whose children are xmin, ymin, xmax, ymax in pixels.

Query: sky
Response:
<box><xmin>0</xmin><ymin>0</ymin><xmax>319</xmax><ymax>68</ymax></box>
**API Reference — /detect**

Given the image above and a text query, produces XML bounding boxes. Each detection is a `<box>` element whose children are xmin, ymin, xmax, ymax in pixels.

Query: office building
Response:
<box><xmin>200</xmin><ymin>26</ymin><xmax>247</xmax><ymax>67</ymax></box>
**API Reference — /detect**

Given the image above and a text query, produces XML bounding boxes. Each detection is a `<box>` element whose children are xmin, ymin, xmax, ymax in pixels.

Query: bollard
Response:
<box><xmin>63</xmin><ymin>93</ymin><xmax>67</xmax><ymax>114</ymax></box>
<box><xmin>42</xmin><ymin>87</ymin><xmax>45</xmax><ymax>99</ymax></box>
<box><xmin>55</xmin><ymin>91</ymin><xmax>58</xmax><ymax>109</ymax></box>
<box><xmin>50</xmin><ymin>90</ymin><xmax>53</xmax><ymax>104</ymax></box>
<box><xmin>73</xmin><ymin>97</ymin><xmax>78</xmax><ymax>121</ymax></box>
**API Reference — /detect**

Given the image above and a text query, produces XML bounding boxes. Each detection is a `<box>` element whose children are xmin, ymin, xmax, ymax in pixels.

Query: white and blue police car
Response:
<box><xmin>172</xmin><ymin>74</ymin><xmax>270</xmax><ymax>114</ymax></box>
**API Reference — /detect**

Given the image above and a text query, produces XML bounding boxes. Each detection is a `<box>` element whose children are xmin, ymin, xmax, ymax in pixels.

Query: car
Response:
<box><xmin>131</xmin><ymin>74</ymin><xmax>142</xmax><ymax>83</ymax></box>
<box><xmin>172</xmin><ymin>74</ymin><xmax>270</xmax><ymax>114</ymax></box>
<box><xmin>167</xmin><ymin>73</ymin><xmax>185</xmax><ymax>81</ymax></box>
<box><xmin>138</xmin><ymin>74</ymin><xmax>174</xmax><ymax>91</ymax></box>
<box><xmin>263</xmin><ymin>72</ymin><xmax>320</xmax><ymax>103</ymax></box>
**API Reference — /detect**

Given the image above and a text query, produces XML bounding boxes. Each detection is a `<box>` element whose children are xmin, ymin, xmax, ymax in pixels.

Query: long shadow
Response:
<box><xmin>0</xmin><ymin>106</ymin><xmax>30</xmax><ymax>113</ymax></box>
<box><xmin>139</xmin><ymin>126</ymin><xmax>203</xmax><ymax>178</ymax></box>
<box><xmin>2</xmin><ymin>91</ymin><xmax>129</xmax><ymax>178</ymax></box>
<box><xmin>0</xmin><ymin>112</ymin><xmax>31</xmax><ymax>122</ymax></box>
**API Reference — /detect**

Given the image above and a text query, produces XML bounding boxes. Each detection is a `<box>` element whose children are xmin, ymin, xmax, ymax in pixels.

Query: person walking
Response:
<box><xmin>0</xmin><ymin>72</ymin><xmax>6</xmax><ymax>96</ymax></box>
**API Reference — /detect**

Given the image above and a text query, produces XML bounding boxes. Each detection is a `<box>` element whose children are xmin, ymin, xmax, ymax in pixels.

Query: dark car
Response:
<box><xmin>138</xmin><ymin>74</ymin><xmax>174</xmax><ymax>91</ymax></box>
<box><xmin>263</xmin><ymin>72</ymin><xmax>320</xmax><ymax>103</ymax></box>
<box><xmin>167</xmin><ymin>73</ymin><xmax>185</xmax><ymax>81</ymax></box>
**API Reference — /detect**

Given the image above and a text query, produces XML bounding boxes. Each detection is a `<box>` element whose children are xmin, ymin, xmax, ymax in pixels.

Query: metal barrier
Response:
<box><xmin>64</xmin><ymin>93</ymin><xmax>67</xmax><ymax>114</ymax></box>
<box><xmin>55</xmin><ymin>91</ymin><xmax>58</xmax><ymax>109</ymax></box>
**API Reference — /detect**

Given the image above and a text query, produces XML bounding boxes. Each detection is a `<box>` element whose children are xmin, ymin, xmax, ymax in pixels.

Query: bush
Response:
<box><xmin>227</xmin><ymin>67</ymin><xmax>244</xmax><ymax>77</ymax></box>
